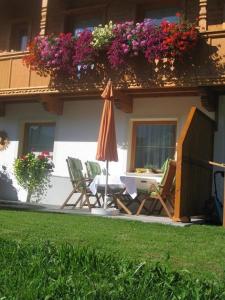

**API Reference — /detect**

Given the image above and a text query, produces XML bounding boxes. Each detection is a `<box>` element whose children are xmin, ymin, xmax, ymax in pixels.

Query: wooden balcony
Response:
<box><xmin>0</xmin><ymin>30</ymin><xmax>224</xmax><ymax>106</ymax></box>
<box><xmin>0</xmin><ymin>51</ymin><xmax>50</xmax><ymax>97</ymax></box>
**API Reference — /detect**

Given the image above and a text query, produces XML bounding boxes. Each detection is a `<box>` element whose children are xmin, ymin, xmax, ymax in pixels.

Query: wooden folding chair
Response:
<box><xmin>61</xmin><ymin>157</ymin><xmax>100</xmax><ymax>210</ymax></box>
<box><xmin>85</xmin><ymin>161</ymin><xmax>102</xmax><ymax>179</ymax></box>
<box><xmin>85</xmin><ymin>160</ymin><xmax>103</xmax><ymax>206</ymax></box>
<box><xmin>136</xmin><ymin>160</ymin><xmax>176</xmax><ymax>218</ymax></box>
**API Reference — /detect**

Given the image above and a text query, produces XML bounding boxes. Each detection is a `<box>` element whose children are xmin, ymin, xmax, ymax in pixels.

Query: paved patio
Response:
<box><xmin>0</xmin><ymin>199</ymin><xmax>198</xmax><ymax>227</ymax></box>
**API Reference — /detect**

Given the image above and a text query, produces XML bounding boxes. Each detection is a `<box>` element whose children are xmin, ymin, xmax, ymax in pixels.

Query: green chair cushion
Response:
<box><xmin>86</xmin><ymin>161</ymin><xmax>102</xmax><ymax>179</ymax></box>
<box><xmin>67</xmin><ymin>157</ymin><xmax>86</xmax><ymax>190</ymax></box>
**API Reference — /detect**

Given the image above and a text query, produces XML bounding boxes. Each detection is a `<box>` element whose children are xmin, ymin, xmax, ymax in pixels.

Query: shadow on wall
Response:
<box><xmin>0</xmin><ymin>165</ymin><xmax>18</xmax><ymax>201</ymax></box>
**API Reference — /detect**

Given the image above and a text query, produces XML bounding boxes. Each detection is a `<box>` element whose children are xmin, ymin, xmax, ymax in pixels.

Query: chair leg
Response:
<box><xmin>157</xmin><ymin>195</ymin><xmax>172</xmax><ymax>218</ymax></box>
<box><xmin>92</xmin><ymin>194</ymin><xmax>102</xmax><ymax>207</ymax></box>
<box><xmin>61</xmin><ymin>188</ymin><xmax>76</xmax><ymax>209</ymax></box>
<box><xmin>72</xmin><ymin>193</ymin><xmax>84</xmax><ymax>209</ymax></box>
<box><xmin>81</xmin><ymin>194</ymin><xmax>91</xmax><ymax>211</ymax></box>
<box><xmin>116</xmin><ymin>198</ymin><xmax>132</xmax><ymax>215</ymax></box>
<box><xmin>136</xmin><ymin>198</ymin><xmax>147</xmax><ymax>215</ymax></box>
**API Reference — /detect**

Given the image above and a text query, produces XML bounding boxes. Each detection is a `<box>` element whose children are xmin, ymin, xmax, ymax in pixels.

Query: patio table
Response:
<box><xmin>89</xmin><ymin>173</ymin><xmax>162</xmax><ymax>199</ymax></box>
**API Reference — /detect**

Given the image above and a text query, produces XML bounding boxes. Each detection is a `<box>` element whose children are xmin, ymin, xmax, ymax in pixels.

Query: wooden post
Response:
<box><xmin>40</xmin><ymin>0</ymin><xmax>49</xmax><ymax>36</ymax></box>
<box><xmin>223</xmin><ymin>2</ymin><xmax>225</xmax><ymax>30</ymax></box>
<box><xmin>199</xmin><ymin>0</ymin><xmax>207</xmax><ymax>32</ymax></box>
<box><xmin>224</xmin><ymin>176</ymin><xmax>225</xmax><ymax>227</ymax></box>
<box><xmin>209</xmin><ymin>161</ymin><xmax>225</xmax><ymax>227</ymax></box>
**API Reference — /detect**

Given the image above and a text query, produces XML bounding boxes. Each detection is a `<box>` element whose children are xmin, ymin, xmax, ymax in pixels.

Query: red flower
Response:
<box><xmin>41</xmin><ymin>151</ymin><xmax>50</xmax><ymax>156</ymax></box>
<box><xmin>176</xmin><ymin>12</ymin><xmax>181</xmax><ymax>18</ymax></box>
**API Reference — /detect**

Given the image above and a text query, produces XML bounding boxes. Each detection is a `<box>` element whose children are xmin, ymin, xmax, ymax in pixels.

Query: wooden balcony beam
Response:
<box><xmin>199</xmin><ymin>0</ymin><xmax>208</xmax><ymax>32</ymax></box>
<box><xmin>40</xmin><ymin>0</ymin><xmax>49</xmax><ymax>36</ymax></box>
<box><xmin>223</xmin><ymin>2</ymin><xmax>225</xmax><ymax>30</ymax></box>
<box><xmin>40</xmin><ymin>95</ymin><xmax>64</xmax><ymax>115</ymax></box>
<box><xmin>114</xmin><ymin>91</ymin><xmax>133</xmax><ymax>113</ymax></box>
<box><xmin>199</xmin><ymin>87</ymin><xmax>218</xmax><ymax>112</ymax></box>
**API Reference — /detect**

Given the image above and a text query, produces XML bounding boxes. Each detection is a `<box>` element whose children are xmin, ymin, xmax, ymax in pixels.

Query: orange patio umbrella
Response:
<box><xmin>96</xmin><ymin>79</ymin><xmax>118</xmax><ymax>209</ymax></box>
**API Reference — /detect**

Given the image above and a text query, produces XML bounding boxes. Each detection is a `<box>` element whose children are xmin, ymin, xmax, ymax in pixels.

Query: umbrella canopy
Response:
<box><xmin>96</xmin><ymin>80</ymin><xmax>118</xmax><ymax>162</ymax></box>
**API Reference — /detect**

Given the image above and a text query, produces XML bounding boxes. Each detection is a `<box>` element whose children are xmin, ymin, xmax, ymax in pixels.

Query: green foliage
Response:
<box><xmin>14</xmin><ymin>152</ymin><xmax>54</xmax><ymax>202</ymax></box>
<box><xmin>0</xmin><ymin>239</ymin><xmax>224</xmax><ymax>300</ymax></box>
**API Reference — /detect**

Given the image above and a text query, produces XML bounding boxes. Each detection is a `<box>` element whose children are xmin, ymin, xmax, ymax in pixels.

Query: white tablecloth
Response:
<box><xmin>89</xmin><ymin>173</ymin><xmax>162</xmax><ymax>199</ymax></box>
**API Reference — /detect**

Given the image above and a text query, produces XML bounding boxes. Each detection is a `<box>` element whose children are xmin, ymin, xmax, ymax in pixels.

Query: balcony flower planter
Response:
<box><xmin>24</xmin><ymin>16</ymin><xmax>199</xmax><ymax>79</ymax></box>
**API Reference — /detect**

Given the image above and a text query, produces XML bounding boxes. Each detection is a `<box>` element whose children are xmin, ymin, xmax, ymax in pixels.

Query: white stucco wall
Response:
<box><xmin>0</xmin><ymin>96</ymin><xmax>214</xmax><ymax>204</ymax></box>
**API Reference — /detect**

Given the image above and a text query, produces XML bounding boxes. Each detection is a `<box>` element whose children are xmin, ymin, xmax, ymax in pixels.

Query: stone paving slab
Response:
<box><xmin>40</xmin><ymin>204</ymin><xmax>192</xmax><ymax>227</ymax></box>
<box><xmin>0</xmin><ymin>200</ymin><xmax>194</xmax><ymax>227</ymax></box>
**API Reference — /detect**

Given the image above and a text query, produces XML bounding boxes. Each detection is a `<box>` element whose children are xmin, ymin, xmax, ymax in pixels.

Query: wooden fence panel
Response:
<box><xmin>174</xmin><ymin>106</ymin><xmax>215</xmax><ymax>221</ymax></box>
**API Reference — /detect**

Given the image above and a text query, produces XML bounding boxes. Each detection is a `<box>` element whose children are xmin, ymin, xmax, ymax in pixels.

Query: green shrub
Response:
<box><xmin>0</xmin><ymin>239</ymin><xmax>224</xmax><ymax>300</ymax></box>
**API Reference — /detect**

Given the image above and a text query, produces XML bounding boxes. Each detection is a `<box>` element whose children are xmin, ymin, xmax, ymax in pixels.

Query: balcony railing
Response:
<box><xmin>0</xmin><ymin>30</ymin><xmax>225</xmax><ymax>98</ymax></box>
<box><xmin>0</xmin><ymin>51</ymin><xmax>50</xmax><ymax>95</ymax></box>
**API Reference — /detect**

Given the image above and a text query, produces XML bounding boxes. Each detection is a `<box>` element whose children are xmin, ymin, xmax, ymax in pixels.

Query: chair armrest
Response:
<box><xmin>77</xmin><ymin>178</ymin><xmax>92</xmax><ymax>190</ymax></box>
<box><xmin>149</xmin><ymin>183</ymin><xmax>160</xmax><ymax>196</ymax></box>
<box><xmin>85</xmin><ymin>178</ymin><xmax>93</xmax><ymax>187</ymax></box>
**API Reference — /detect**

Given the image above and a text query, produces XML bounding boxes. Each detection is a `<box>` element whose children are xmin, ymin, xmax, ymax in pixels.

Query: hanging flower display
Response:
<box><xmin>72</xmin><ymin>30</ymin><xmax>96</xmax><ymax>72</ymax></box>
<box><xmin>24</xmin><ymin>15</ymin><xmax>199</xmax><ymax>78</ymax></box>
<box><xmin>24</xmin><ymin>33</ymin><xmax>76</xmax><ymax>76</ymax></box>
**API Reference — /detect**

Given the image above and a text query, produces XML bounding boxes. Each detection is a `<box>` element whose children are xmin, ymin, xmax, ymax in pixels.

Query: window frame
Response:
<box><xmin>130</xmin><ymin>120</ymin><xmax>177</xmax><ymax>171</ymax></box>
<box><xmin>8</xmin><ymin>18</ymin><xmax>31</xmax><ymax>52</ymax></box>
<box><xmin>63</xmin><ymin>4</ymin><xmax>107</xmax><ymax>35</ymax></box>
<box><xmin>22</xmin><ymin>121</ymin><xmax>56</xmax><ymax>156</ymax></box>
<box><xmin>136</xmin><ymin>0</ymin><xmax>185</xmax><ymax>23</ymax></box>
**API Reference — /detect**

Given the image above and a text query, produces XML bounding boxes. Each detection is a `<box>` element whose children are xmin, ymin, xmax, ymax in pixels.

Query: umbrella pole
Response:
<box><xmin>104</xmin><ymin>160</ymin><xmax>109</xmax><ymax>210</ymax></box>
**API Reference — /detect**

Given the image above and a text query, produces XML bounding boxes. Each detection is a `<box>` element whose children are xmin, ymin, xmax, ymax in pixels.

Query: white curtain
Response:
<box><xmin>135</xmin><ymin>124</ymin><xmax>176</xmax><ymax>169</ymax></box>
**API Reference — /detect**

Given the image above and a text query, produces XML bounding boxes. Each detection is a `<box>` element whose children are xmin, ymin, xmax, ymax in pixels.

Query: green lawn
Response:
<box><xmin>0</xmin><ymin>210</ymin><xmax>225</xmax><ymax>280</ymax></box>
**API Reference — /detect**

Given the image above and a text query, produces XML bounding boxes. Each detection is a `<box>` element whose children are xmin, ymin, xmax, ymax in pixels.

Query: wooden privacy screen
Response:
<box><xmin>173</xmin><ymin>106</ymin><xmax>215</xmax><ymax>222</ymax></box>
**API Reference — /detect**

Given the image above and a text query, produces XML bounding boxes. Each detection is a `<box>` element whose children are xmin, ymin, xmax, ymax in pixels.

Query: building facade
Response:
<box><xmin>0</xmin><ymin>0</ymin><xmax>225</xmax><ymax>223</ymax></box>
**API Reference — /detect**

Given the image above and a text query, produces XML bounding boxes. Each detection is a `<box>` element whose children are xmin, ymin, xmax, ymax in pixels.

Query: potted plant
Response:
<box><xmin>14</xmin><ymin>152</ymin><xmax>54</xmax><ymax>203</ymax></box>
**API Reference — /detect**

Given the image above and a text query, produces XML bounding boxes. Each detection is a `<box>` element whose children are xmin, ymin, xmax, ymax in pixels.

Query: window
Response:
<box><xmin>9</xmin><ymin>22</ymin><xmax>29</xmax><ymax>51</ymax></box>
<box><xmin>137</xmin><ymin>1</ymin><xmax>181</xmax><ymax>24</ymax></box>
<box><xmin>144</xmin><ymin>7</ymin><xmax>179</xmax><ymax>24</ymax></box>
<box><xmin>64</xmin><ymin>10</ymin><xmax>104</xmax><ymax>36</ymax></box>
<box><xmin>23</xmin><ymin>123</ymin><xmax>55</xmax><ymax>155</ymax></box>
<box><xmin>131</xmin><ymin>121</ymin><xmax>176</xmax><ymax>170</ymax></box>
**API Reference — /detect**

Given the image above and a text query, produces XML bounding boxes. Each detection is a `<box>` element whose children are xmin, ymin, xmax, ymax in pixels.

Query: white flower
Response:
<box><xmin>92</xmin><ymin>21</ymin><xmax>115</xmax><ymax>49</ymax></box>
